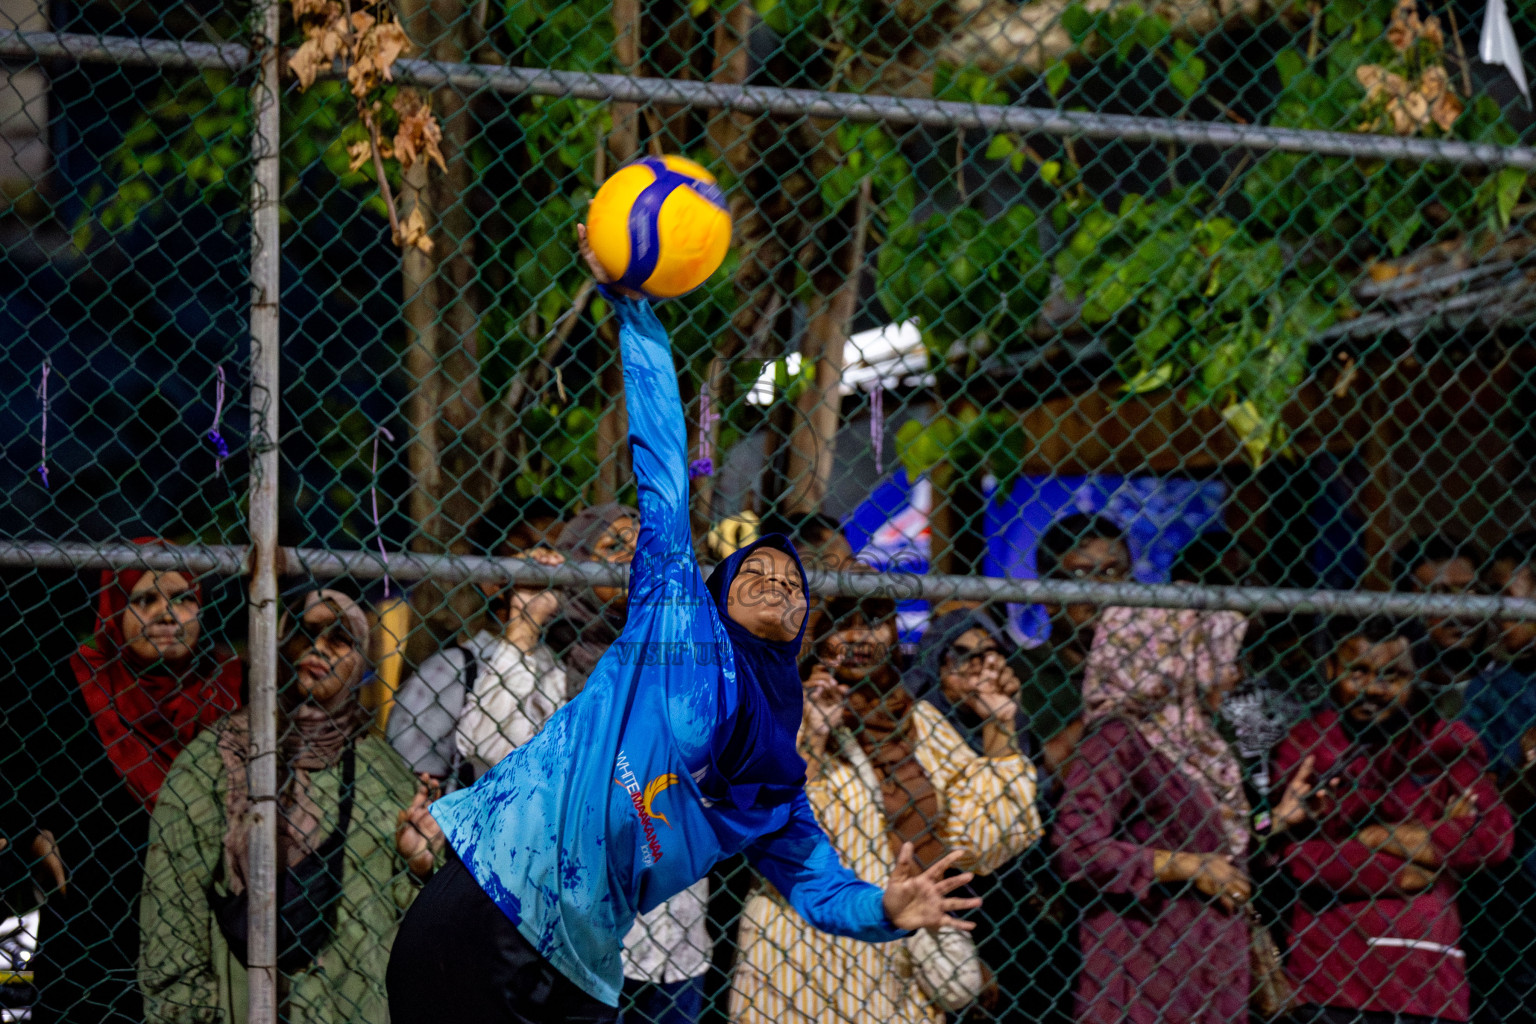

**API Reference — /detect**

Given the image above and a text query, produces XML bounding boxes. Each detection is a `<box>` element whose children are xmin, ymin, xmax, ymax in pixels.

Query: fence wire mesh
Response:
<box><xmin>3</xmin><ymin>0</ymin><xmax>1536</xmax><ymax>1021</ymax></box>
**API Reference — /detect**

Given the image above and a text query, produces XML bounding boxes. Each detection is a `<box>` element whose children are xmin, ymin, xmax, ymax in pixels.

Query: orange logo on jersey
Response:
<box><xmin>642</xmin><ymin>773</ymin><xmax>678</xmax><ymax>828</ymax></box>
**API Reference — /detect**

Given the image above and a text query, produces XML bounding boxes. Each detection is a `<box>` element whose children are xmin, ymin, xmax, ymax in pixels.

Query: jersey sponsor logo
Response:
<box><xmin>642</xmin><ymin>773</ymin><xmax>679</xmax><ymax>827</ymax></box>
<box><xmin>614</xmin><ymin>750</ymin><xmax>671</xmax><ymax>865</ymax></box>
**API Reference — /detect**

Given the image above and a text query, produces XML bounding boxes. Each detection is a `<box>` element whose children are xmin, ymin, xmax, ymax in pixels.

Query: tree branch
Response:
<box><xmin>364</xmin><ymin>108</ymin><xmax>404</xmax><ymax>244</ymax></box>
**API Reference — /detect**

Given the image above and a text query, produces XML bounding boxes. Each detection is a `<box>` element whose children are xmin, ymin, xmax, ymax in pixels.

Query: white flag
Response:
<box><xmin>1480</xmin><ymin>0</ymin><xmax>1530</xmax><ymax>105</ymax></box>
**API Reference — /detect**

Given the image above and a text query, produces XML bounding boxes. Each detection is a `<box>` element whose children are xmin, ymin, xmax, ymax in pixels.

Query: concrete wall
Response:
<box><xmin>0</xmin><ymin>0</ymin><xmax>47</xmax><ymax>203</ymax></box>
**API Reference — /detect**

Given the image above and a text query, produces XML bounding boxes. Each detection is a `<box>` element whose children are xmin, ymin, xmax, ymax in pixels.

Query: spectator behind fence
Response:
<box><xmin>5</xmin><ymin>543</ymin><xmax>243</xmax><ymax>1024</ymax></box>
<box><xmin>908</xmin><ymin>606</ymin><xmax>1072</xmax><ymax>1024</ymax></box>
<box><xmin>730</xmin><ymin>596</ymin><xmax>1042</xmax><ymax>1023</ymax></box>
<box><xmin>1053</xmin><ymin>603</ymin><xmax>1258</xmax><ymax>1024</ymax></box>
<box><xmin>1015</xmin><ymin>513</ymin><xmax>1131</xmax><ymax>775</ymax></box>
<box><xmin>141</xmin><ymin>589</ymin><xmax>437</xmax><ymax>1023</ymax></box>
<box><xmin>1273</xmin><ymin>615</ymin><xmax>1513</xmax><ymax>1024</ymax></box>
<box><xmin>1393</xmin><ymin>535</ymin><xmax>1488</xmax><ymax>713</ymax></box>
<box><xmin>386</xmin><ymin>542</ymin><xmax>568</xmax><ymax>784</ymax></box>
<box><xmin>1458</xmin><ymin>534</ymin><xmax>1536</xmax><ymax>1024</ymax></box>
<box><xmin>548</xmin><ymin>502</ymin><xmax>639</xmax><ymax>699</ymax></box>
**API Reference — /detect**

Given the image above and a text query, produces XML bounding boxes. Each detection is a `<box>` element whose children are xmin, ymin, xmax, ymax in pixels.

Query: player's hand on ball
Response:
<box><xmin>881</xmin><ymin>844</ymin><xmax>981</xmax><ymax>932</ymax></box>
<box><xmin>577</xmin><ymin>224</ymin><xmax>643</xmax><ymax>299</ymax></box>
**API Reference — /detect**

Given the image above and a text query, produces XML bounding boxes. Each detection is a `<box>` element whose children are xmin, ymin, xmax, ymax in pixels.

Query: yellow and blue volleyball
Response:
<box><xmin>585</xmin><ymin>155</ymin><xmax>731</xmax><ymax>300</ymax></box>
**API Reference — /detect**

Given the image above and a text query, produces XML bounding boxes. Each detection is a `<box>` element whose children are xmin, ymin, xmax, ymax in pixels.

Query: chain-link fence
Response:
<box><xmin>3</xmin><ymin>0</ymin><xmax>1536</xmax><ymax>1021</ymax></box>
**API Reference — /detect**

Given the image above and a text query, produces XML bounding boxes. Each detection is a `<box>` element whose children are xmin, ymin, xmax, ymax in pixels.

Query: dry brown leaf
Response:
<box><xmin>1396</xmin><ymin>91</ymin><xmax>1430</xmax><ymax>134</ymax></box>
<box><xmin>1356</xmin><ymin>63</ymin><xmax>1456</xmax><ymax>135</ymax></box>
<box><xmin>291</xmin><ymin>0</ymin><xmax>335</xmax><ymax>21</ymax></box>
<box><xmin>346</xmin><ymin>140</ymin><xmax>374</xmax><ymax>174</ymax></box>
<box><xmin>346</xmin><ymin>14</ymin><xmax>411</xmax><ymax>98</ymax></box>
<box><xmin>320</xmin><ymin>25</ymin><xmax>346</xmax><ymax>62</ymax></box>
<box><xmin>392</xmin><ymin>88</ymin><xmax>447</xmax><ymax>173</ymax></box>
<box><xmin>373</xmin><ymin>22</ymin><xmax>410</xmax><ymax>78</ymax></box>
<box><xmin>347</xmin><ymin>61</ymin><xmax>374</xmax><ymax>99</ymax></box>
<box><xmin>1386</xmin><ymin>0</ymin><xmax>1444</xmax><ymax>53</ymax></box>
<box><xmin>290</xmin><ymin>37</ymin><xmax>327</xmax><ymax>90</ymax></box>
<box><xmin>393</xmin><ymin>87</ymin><xmax>425</xmax><ymax>117</ymax></box>
<box><xmin>400</xmin><ymin>205</ymin><xmax>433</xmax><ymax>253</ymax></box>
<box><xmin>1357</xmin><ymin>64</ymin><xmax>1394</xmax><ymax>95</ymax></box>
<box><xmin>1420</xmin><ymin>14</ymin><xmax>1444</xmax><ymax>50</ymax></box>
<box><xmin>1430</xmin><ymin>86</ymin><xmax>1464</xmax><ymax>132</ymax></box>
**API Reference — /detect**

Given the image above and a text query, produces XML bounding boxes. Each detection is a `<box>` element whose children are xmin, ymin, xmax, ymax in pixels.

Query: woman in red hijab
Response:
<box><xmin>70</xmin><ymin>539</ymin><xmax>243</xmax><ymax>810</ymax></box>
<box><xmin>4</xmin><ymin>539</ymin><xmax>243</xmax><ymax>1023</ymax></box>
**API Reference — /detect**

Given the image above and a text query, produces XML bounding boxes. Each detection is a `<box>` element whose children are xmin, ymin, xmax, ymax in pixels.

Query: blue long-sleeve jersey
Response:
<box><xmin>429</xmin><ymin>293</ymin><xmax>904</xmax><ymax>1006</ymax></box>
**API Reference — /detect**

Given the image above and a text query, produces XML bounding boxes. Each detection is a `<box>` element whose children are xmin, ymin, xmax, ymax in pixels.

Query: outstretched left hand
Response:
<box><xmin>881</xmin><ymin>844</ymin><xmax>981</xmax><ymax>932</ymax></box>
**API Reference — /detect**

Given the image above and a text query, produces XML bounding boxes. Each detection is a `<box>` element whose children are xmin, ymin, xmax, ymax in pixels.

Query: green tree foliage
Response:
<box><xmin>85</xmin><ymin>0</ymin><xmax>1533</xmax><ymax>488</ymax></box>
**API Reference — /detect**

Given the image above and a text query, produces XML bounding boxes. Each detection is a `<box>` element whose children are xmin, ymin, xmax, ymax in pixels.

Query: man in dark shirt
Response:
<box><xmin>1394</xmin><ymin>535</ymin><xmax>1489</xmax><ymax>715</ymax></box>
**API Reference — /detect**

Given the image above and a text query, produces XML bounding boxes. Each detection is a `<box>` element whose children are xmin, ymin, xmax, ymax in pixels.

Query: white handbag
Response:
<box><xmin>838</xmin><ymin>732</ymin><xmax>988</xmax><ymax>1012</ymax></box>
<box><xmin>904</xmin><ymin>922</ymin><xmax>987</xmax><ymax>1012</ymax></box>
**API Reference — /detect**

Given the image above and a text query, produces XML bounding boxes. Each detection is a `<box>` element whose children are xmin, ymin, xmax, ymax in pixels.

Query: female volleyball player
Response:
<box><xmin>385</xmin><ymin>228</ymin><xmax>980</xmax><ymax>1022</ymax></box>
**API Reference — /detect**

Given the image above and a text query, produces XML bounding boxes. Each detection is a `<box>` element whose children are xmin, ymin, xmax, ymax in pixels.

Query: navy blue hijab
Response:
<box><xmin>703</xmin><ymin>534</ymin><xmax>811</xmax><ymax>810</ymax></box>
<box><xmin>907</xmin><ymin>606</ymin><xmax>1036</xmax><ymax>759</ymax></box>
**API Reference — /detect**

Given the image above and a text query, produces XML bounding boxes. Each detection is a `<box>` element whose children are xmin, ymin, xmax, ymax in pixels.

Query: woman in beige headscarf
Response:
<box><xmin>141</xmin><ymin>588</ymin><xmax>441</xmax><ymax>1024</ymax></box>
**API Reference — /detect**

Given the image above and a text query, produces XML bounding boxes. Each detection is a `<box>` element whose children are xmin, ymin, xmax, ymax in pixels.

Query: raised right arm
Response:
<box><xmin>610</xmin><ymin>291</ymin><xmax>694</xmax><ymax>599</ymax></box>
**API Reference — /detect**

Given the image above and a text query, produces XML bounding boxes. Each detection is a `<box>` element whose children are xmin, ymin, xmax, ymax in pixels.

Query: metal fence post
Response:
<box><xmin>246</xmin><ymin>0</ymin><xmax>282</xmax><ymax>1020</ymax></box>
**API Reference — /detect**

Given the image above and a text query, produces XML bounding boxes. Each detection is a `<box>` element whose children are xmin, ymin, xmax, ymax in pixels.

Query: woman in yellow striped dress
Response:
<box><xmin>729</xmin><ymin>596</ymin><xmax>1044</xmax><ymax>1024</ymax></box>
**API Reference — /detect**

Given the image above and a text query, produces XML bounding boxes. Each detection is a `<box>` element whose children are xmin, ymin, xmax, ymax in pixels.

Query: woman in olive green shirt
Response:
<box><xmin>140</xmin><ymin>589</ymin><xmax>441</xmax><ymax>1023</ymax></box>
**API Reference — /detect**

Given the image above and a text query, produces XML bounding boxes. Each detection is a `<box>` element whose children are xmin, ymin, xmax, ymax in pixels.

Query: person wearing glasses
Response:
<box><xmin>141</xmin><ymin>589</ymin><xmax>435</xmax><ymax>1024</ymax></box>
<box><xmin>908</xmin><ymin>606</ymin><xmax>1069</xmax><ymax>1024</ymax></box>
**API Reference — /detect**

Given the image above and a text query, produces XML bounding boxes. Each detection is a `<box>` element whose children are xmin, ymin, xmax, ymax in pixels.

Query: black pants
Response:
<box><xmin>387</xmin><ymin>852</ymin><xmax>618</xmax><ymax>1024</ymax></box>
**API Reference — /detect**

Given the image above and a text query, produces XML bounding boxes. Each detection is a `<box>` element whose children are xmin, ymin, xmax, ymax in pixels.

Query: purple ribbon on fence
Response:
<box><xmin>871</xmin><ymin>383</ymin><xmax>884</xmax><ymax>475</ymax></box>
<box><xmin>372</xmin><ymin>426</ymin><xmax>396</xmax><ymax>598</ymax></box>
<box><xmin>37</xmin><ymin>361</ymin><xmax>50</xmax><ymax>489</ymax></box>
<box><xmin>207</xmin><ymin>365</ymin><xmax>230</xmax><ymax>475</ymax></box>
<box><xmin>689</xmin><ymin>389</ymin><xmax>720</xmax><ymax>480</ymax></box>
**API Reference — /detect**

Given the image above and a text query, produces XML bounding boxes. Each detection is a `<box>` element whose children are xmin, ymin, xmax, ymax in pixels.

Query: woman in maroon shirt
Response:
<box><xmin>1052</xmin><ymin>605</ymin><xmax>1310</xmax><ymax>1024</ymax></box>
